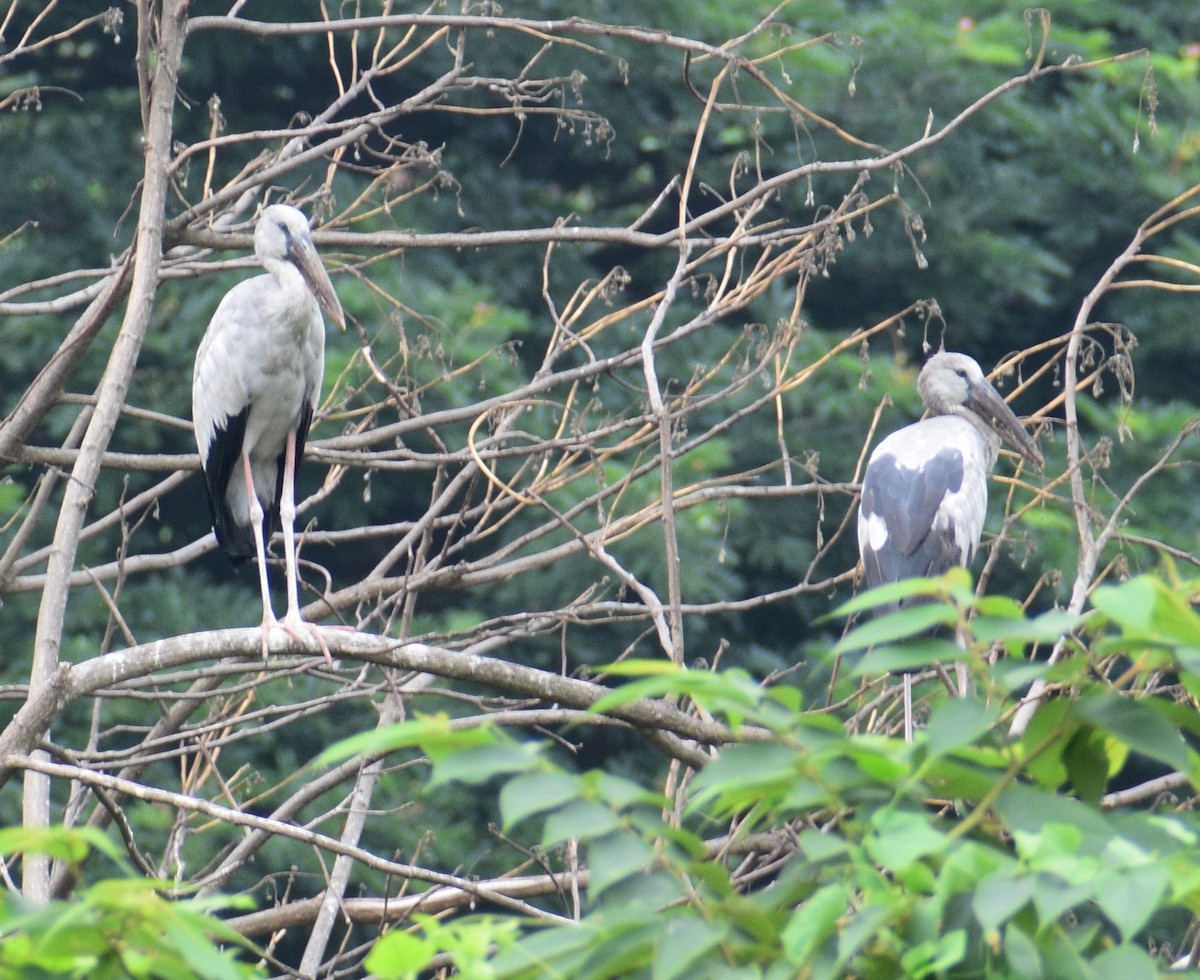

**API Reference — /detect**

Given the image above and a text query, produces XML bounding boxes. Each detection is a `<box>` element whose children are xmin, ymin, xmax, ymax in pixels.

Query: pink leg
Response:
<box><xmin>243</xmin><ymin>453</ymin><xmax>276</xmax><ymax>659</ymax></box>
<box><xmin>276</xmin><ymin>430</ymin><xmax>332</xmax><ymax>662</ymax></box>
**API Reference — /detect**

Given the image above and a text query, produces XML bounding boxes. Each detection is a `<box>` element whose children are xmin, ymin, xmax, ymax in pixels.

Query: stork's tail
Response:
<box><xmin>200</xmin><ymin>409</ymin><xmax>282</xmax><ymax>564</ymax></box>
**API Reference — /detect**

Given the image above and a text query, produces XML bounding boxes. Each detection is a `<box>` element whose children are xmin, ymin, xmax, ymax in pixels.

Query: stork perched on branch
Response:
<box><xmin>192</xmin><ymin>204</ymin><xmax>345</xmax><ymax>659</ymax></box>
<box><xmin>856</xmin><ymin>351</ymin><xmax>1042</xmax><ymax>738</ymax></box>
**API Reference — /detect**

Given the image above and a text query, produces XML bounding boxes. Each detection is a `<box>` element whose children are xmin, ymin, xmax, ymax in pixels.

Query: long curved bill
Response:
<box><xmin>291</xmin><ymin>233</ymin><xmax>346</xmax><ymax>330</ymax></box>
<box><xmin>966</xmin><ymin>377</ymin><xmax>1043</xmax><ymax>468</ymax></box>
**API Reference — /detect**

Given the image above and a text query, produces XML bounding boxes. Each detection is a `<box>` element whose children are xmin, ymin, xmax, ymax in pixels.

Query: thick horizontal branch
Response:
<box><xmin>0</xmin><ymin>629</ymin><xmax>767</xmax><ymax>789</ymax></box>
<box><xmin>1101</xmin><ymin>770</ymin><xmax>1189</xmax><ymax>809</ymax></box>
<box><xmin>228</xmin><ymin>874</ymin><xmax>582</xmax><ymax>938</ymax></box>
<box><xmin>175</xmin><ymin>221</ymin><xmax>841</xmax><ymax>255</ymax></box>
<box><xmin>225</xmin><ymin>823</ymin><xmax>799</xmax><ymax>936</ymax></box>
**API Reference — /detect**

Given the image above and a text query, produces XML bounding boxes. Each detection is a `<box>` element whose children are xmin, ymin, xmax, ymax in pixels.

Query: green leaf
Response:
<box><xmin>834</xmin><ymin>605</ymin><xmax>957</xmax><ymax>655</ymax></box>
<box><xmin>973</xmin><ymin>873</ymin><xmax>1035</xmax><ymax>930</ymax></box>
<box><xmin>688</xmin><ymin>741</ymin><xmax>798</xmax><ymax>813</ymax></box>
<box><xmin>589</xmin><ymin>666</ymin><xmax>761</xmax><ymax>716</ymax></box>
<box><xmin>543</xmin><ymin>799</ymin><xmax>620</xmax><ymax>846</ymax></box>
<box><xmin>1030</xmin><ymin>876</ymin><xmax>1093</xmax><ymax>927</ymax></box>
<box><xmin>650</xmin><ymin>915</ymin><xmax>726</xmax><ymax>980</ymax></box>
<box><xmin>1093</xmin><ymin>575</ymin><xmax>1200</xmax><ymax>646</ymax></box>
<box><xmin>0</xmin><ymin>826</ymin><xmax>122</xmax><ymax>865</ymax></box>
<box><xmin>1088</xmin><ymin>943</ymin><xmax>1163</xmax><ymax>980</ymax></box>
<box><xmin>315</xmin><ymin>714</ymin><xmax>489</xmax><ymax>768</ymax></box>
<box><xmin>796</xmin><ymin>829</ymin><xmax>851</xmax><ymax>865</ymax></box>
<box><xmin>1091</xmin><ymin>577</ymin><xmax>1158</xmax><ymax>631</ymax></box>
<box><xmin>1020</xmin><ymin>697</ymin><xmax>1073</xmax><ymax>789</ymax></box>
<box><xmin>997</xmin><ymin>785</ymin><xmax>1113</xmax><ymax>860</ymax></box>
<box><xmin>971</xmin><ymin>609</ymin><xmax>1079</xmax><ymax>644</ymax></box>
<box><xmin>924</xmin><ymin>752</ymin><xmax>1008</xmax><ymax>802</ymax></box>
<box><xmin>1062</xmin><ymin>725</ymin><xmax>1111</xmax><ymax>805</ymax></box>
<box><xmin>994</xmin><ymin>657</ymin><xmax>1054</xmax><ymax>693</ymax></box>
<box><xmin>866</xmin><ymin>809</ymin><xmax>947</xmax><ymax>871</ymax></box>
<box><xmin>486</xmin><ymin>920</ymin><xmax>597</xmax><ymax>977</ymax></box>
<box><xmin>1073</xmin><ymin>693</ymin><xmax>1190</xmax><ymax>772</ymax></box>
<box><xmin>594</xmin><ymin>659</ymin><xmax>684</xmax><ymax>677</ymax></box>
<box><xmin>777</xmin><ymin>777</ymin><xmax>832</xmax><ymax>814</ymax></box>
<box><xmin>586</xmin><ymin>770</ymin><xmax>660</xmax><ymax>811</ymax></box>
<box><xmin>656</xmin><ymin>823</ymin><xmax>708</xmax><ymax>861</ymax></box>
<box><xmin>161</xmin><ymin>917</ymin><xmax>254</xmax><ymax>980</ymax></box>
<box><xmin>849</xmin><ymin>743</ymin><xmax>909</xmax><ymax>783</ymax></box>
<box><xmin>832</xmin><ymin>567</ymin><xmax>975</xmax><ymax>621</ymax></box>
<box><xmin>1093</xmin><ymin>863</ymin><xmax>1169</xmax><ymax>943</ymax></box>
<box><xmin>855</xmin><ymin>638</ymin><xmax>964</xmax><ymax>675</ymax></box>
<box><xmin>715</xmin><ymin>890</ymin><xmax>776</xmax><ymax>944</ymax></box>
<box><xmin>588</xmin><ymin>830</ymin><xmax>655</xmax><ymax>900</ymax></box>
<box><xmin>1003</xmin><ymin>923</ymin><xmax>1044</xmax><ymax>979</ymax></box>
<box><xmin>900</xmin><ymin>929</ymin><xmax>967</xmax><ymax>979</ymax></box>
<box><xmin>934</xmin><ymin>841</ymin><xmax>1011</xmax><ymax>900</ymax></box>
<box><xmin>500</xmin><ymin>770</ymin><xmax>580</xmax><ymax>829</ymax></box>
<box><xmin>427</xmin><ymin>741</ymin><xmax>542</xmax><ymax>788</ymax></box>
<box><xmin>781</xmin><ymin>883</ymin><xmax>846</xmax><ymax>964</ymax></box>
<box><xmin>973</xmin><ymin>594</ymin><xmax>1026</xmax><ymax>619</ymax></box>
<box><xmin>1012</xmin><ymin>824</ymin><xmax>1095</xmax><ymax>882</ymax></box>
<box><xmin>925</xmin><ymin>696</ymin><xmax>999</xmax><ymax>757</ymax></box>
<box><xmin>835</xmin><ymin>905</ymin><xmax>891</xmax><ymax>971</ymax></box>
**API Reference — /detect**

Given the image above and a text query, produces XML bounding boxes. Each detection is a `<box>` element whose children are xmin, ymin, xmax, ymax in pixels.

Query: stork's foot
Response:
<box><xmin>279</xmin><ymin>611</ymin><xmax>335</xmax><ymax>664</ymax></box>
<box><xmin>259</xmin><ymin>613</ymin><xmax>335</xmax><ymax>663</ymax></box>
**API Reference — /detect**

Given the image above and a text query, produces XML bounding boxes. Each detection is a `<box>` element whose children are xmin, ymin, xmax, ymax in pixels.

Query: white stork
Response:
<box><xmin>192</xmin><ymin>204</ymin><xmax>345</xmax><ymax>658</ymax></box>
<box><xmin>856</xmin><ymin>351</ymin><xmax>1042</xmax><ymax>738</ymax></box>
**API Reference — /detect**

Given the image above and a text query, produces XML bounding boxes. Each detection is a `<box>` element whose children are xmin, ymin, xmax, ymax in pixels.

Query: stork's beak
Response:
<box><xmin>967</xmin><ymin>378</ymin><xmax>1043</xmax><ymax>468</ymax></box>
<box><xmin>291</xmin><ymin>233</ymin><xmax>346</xmax><ymax>330</ymax></box>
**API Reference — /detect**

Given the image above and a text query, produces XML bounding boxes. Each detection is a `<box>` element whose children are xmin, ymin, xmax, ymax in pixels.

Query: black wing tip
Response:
<box><xmin>213</xmin><ymin>519</ymin><xmax>257</xmax><ymax>563</ymax></box>
<box><xmin>199</xmin><ymin>406</ymin><xmax>284</xmax><ymax>564</ymax></box>
<box><xmin>211</xmin><ymin>497</ymin><xmax>279</xmax><ymax>563</ymax></box>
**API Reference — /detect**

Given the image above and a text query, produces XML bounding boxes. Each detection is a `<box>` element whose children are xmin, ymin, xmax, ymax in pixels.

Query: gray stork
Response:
<box><xmin>192</xmin><ymin>204</ymin><xmax>345</xmax><ymax>658</ymax></box>
<box><xmin>856</xmin><ymin>351</ymin><xmax>1042</xmax><ymax>738</ymax></box>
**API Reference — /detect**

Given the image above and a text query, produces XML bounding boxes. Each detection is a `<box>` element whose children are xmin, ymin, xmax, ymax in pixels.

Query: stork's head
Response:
<box><xmin>918</xmin><ymin>351</ymin><xmax>1043</xmax><ymax>467</ymax></box>
<box><xmin>255</xmin><ymin>204</ymin><xmax>346</xmax><ymax>329</ymax></box>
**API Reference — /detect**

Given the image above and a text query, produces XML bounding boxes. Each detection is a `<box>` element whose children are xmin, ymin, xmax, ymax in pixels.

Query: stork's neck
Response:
<box><xmin>954</xmin><ymin>408</ymin><xmax>1001</xmax><ymax>469</ymax></box>
<box><xmin>263</xmin><ymin>256</ymin><xmax>311</xmax><ymax>302</ymax></box>
<box><xmin>262</xmin><ymin>255</ymin><xmax>298</xmax><ymax>285</ymax></box>
<box><xmin>256</xmin><ymin>255</ymin><xmax>320</xmax><ymax>339</ymax></box>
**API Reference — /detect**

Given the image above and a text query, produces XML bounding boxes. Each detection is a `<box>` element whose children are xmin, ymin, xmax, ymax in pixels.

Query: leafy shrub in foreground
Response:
<box><xmin>361</xmin><ymin>572</ymin><xmax>1200</xmax><ymax>978</ymax></box>
<box><xmin>0</xmin><ymin>827</ymin><xmax>257</xmax><ymax>978</ymax></box>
